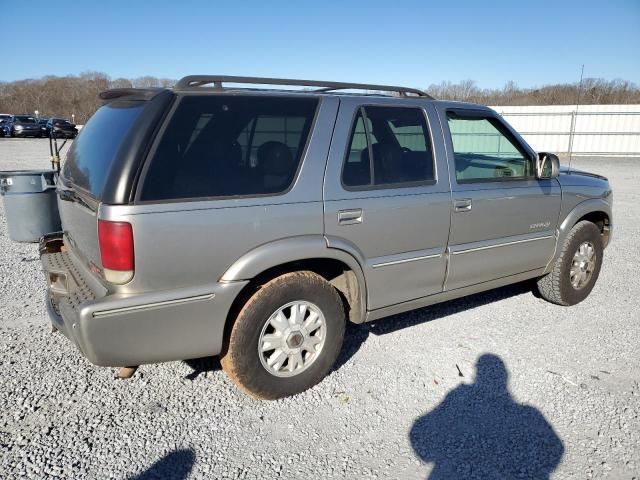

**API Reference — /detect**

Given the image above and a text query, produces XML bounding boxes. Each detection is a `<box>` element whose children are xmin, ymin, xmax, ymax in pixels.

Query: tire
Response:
<box><xmin>537</xmin><ymin>220</ymin><xmax>603</xmax><ymax>306</ymax></box>
<box><xmin>221</xmin><ymin>271</ymin><xmax>345</xmax><ymax>400</ymax></box>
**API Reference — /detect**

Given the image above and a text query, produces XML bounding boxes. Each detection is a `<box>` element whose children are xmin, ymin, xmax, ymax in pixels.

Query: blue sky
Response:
<box><xmin>1</xmin><ymin>0</ymin><xmax>638</xmax><ymax>89</ymax></box>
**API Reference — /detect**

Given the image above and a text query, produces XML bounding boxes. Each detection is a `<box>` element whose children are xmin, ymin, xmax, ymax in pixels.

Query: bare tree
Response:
<box><xmin>426</xmin><ymin>78</ymin><xmax>640</xmax><ymax>105</ymax></box>
<box><xmin>1</xmin><ymin>73</ymin><xmax>638</xmax><ymax>125</ymax></box>
<box><xmin>0</xmin><ymin>73</ymin><xmax>177</xmax><ymax>123</ymax></box>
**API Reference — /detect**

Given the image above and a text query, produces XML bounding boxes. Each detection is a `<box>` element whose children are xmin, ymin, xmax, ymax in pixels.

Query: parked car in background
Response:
<box><xmin>47</xmin><ymin>118</ymin><xmax>78</xmax><ymax>138</ymax></box>
<box><xmin>4</xmin><ymin>115</ymin><xmax>43</xmax><ymax>137</ymax></box>
<box><xmin>39</xmin><ymin>75</ymin><xmax>613</xmax><ymax>400</ymax></box>
<box><xmin>37</xmin><ymin>117</ymin><xmax>50</xmax><ymax>133</ymax></box>
<box><xmin>0</xmin><ymin>114</ymin><xmax>14</xmax><ymax>137</ymax></box>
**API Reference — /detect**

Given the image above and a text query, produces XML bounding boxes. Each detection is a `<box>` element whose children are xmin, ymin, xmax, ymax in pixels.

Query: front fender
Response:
<box><xmin>220</xmin><ymin>235</ymin><xmax>368</xmax><ymax>323</ymax></box>
<box><xmin>546</xmin><ymin>198</ymin><xmax>613</xmax><ymax>271</ymax></box>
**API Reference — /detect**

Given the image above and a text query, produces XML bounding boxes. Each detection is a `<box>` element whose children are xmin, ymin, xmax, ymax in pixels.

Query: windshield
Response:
<box><xmin>62</xmin><ymin>101</ymin><xmax>145</xmax><ymax>199</ymax></box>
<box><xmin>15</xmin><ymin>116</ymin><xmax>36</xmax><ymax>123</ymax></box>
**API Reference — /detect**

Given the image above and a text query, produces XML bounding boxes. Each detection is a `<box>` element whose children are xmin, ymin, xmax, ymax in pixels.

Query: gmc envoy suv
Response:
<box><xmin>40</xmin><ymin>76</ymin><xmax>612</xmax><ymax>399</ymax></box>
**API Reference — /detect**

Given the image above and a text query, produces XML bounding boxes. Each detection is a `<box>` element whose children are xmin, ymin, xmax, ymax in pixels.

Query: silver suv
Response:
<box><xmin>40</xmin><ymin>76</ymin><xmax>613</xmax><ymax>399</ymax></box>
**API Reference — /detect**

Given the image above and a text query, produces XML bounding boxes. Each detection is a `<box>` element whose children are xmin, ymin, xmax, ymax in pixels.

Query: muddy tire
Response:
<box><xmin>537</xmin><ymin>221</ymin><xmax>603</xmax><ymax>306</ymax></box>
<box><xmin>221</xmin><ymin>271</ymin><xmax>345</xmax><ymax>400</ymax></box>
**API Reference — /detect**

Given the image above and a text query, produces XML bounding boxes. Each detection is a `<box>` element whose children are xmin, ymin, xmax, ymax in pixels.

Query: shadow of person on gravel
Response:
<box><xmin>129</xmin><ymin>448</ymin><xmax>196</xmax><ymax>480</ymax></box>
<box><xmin>410</xmin><ymin>354</ymin><xmax>564</xmax><ymax>480</ymax></box>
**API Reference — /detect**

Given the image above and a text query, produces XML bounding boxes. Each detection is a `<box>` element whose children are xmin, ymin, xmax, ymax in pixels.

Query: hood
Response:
<box><xmin>559</xmin><ymin>166</ymin><xmax>608</xmax><ymax>182</ymax></box>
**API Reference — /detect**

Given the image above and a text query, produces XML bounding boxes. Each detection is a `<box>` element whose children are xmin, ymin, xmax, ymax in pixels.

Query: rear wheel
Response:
<box><xmin>537</xmin><ymin>221</ymin><xmax>603</xmax><ymax>306</ymax></box>
<box><xmin>221</xmin><ymin>271</ymin><xmax>345</xmax><ymax>400</ymax></box>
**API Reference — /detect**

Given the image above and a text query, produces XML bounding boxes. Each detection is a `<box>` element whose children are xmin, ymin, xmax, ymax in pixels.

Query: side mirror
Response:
<box><xmin>535</xmin><ymin>153</ymin><xmax>560</xmax><ymax>179</ymax></box>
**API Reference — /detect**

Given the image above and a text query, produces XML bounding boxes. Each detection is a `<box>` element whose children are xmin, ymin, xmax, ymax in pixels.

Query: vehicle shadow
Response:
<box><xmin>410</xmin><ymin>354</ymin><xmax>564</xmax><ymax>479</ymax></box>
<box><xmin>128</xmin><ymin>448</ymin><xmax>196</xmax><ymax>480</ymax></box>
<box><xmin>184</xmin><ymin>356</ymin><xmax>221</xmax><ymax>380</ymax></box>
<box><xmin>333</xmin><ymin>281</ymin><xmax>533</xmax><ymax>372</ymax></box>
<box><xmin>183</xmin><ymin>282</ymin><xmax>535</xmax><ymax>377</ymax></box>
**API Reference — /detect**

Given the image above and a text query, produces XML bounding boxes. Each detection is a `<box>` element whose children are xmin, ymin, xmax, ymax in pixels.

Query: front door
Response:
<box><xmin>324</xmin><ymin>97</ymin><xmax>451</xmax><ymax>310</ymax></box>
<box><xmin>439</xmin><ymin>106</ymin><xmax>562</xmax><ymax>291</ymax></box>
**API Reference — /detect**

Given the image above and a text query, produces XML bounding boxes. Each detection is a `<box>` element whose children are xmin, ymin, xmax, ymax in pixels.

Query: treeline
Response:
<box><xmin>427</xmin><ymin>78</ymin><xmax>640</xmax><ymax>105</ymax></box>
<box><xmin>0</xmin><ymin>72</ymin><xmax>174</xmax><ymax>123</ymax></box>
<box><xmin>1</xmin><ymin>73</ymin><xmax>639</xmax><ymax>124</ymax></box>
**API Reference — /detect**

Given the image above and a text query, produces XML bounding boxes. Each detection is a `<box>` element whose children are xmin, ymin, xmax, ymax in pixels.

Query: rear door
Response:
<box><xmin>438</xmin><ymin>106</ymin><xmax>562</xmax><ymax>290</ymax></box>
<box><xmin>324</xmin><ymin>97</ymin><xmax>451</xmax><ymax>310</ymax></box>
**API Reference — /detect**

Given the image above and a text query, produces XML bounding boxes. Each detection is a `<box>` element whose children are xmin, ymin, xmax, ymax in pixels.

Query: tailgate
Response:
<box><xmin>55</xmin><ymin>97</ymin><xmax>152</xmax><ymax>277</ymax></box>
<box><xmin>57</xmin><ymin>188</ymin><xmax>104</xmax><ymax>276</ymax></box>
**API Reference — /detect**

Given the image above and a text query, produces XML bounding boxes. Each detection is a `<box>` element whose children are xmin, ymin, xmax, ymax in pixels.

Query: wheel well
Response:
<box><xmin>575</xmin><ymin>211</ymin><xmax>610</xmax><ymax>248</ymax></box>
<box><xmin>221</xmin><ymin>258</ymin><xmax>363</xmax><ymax>354</ymax></box>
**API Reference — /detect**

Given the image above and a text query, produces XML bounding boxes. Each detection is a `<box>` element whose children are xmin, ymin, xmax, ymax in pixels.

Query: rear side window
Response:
<box><xmin>140</xmin><ymin>95</ymin><xmax>318</xmax><ymax>201</ymax></box>
<box><xmin>62</xmin><ymin>102</ymin><xmax>145</xmax><ymax>198</ymax></box>
<box><xmin>342</xmin><ymin>106</ymin><xmax>435</xmax><ymax>188</ymax></box>
<box><xmin>446</xmin><ymin>112</ymin><xmax>533</xmax><ymax>182</ymax></box>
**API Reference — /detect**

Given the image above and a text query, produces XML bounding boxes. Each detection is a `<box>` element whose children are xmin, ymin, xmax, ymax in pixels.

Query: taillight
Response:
<box><xmin>98</xmin><ymin>219</ymin><xmax>134</xmax><ymax>284</ymax></box>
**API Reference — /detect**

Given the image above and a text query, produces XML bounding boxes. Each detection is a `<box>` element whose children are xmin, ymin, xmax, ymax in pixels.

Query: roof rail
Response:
<box><xmin>175</xmin><ymin>75</ymin><xmax>433</xmax><ymax>99</ymax></box>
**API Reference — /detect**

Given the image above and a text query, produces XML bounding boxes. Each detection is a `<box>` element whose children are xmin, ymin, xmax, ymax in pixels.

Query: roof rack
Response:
<box><xmin>175</xmin><ymin>75</ymin><xmax>433</xmax><ymax>99</ymax></box>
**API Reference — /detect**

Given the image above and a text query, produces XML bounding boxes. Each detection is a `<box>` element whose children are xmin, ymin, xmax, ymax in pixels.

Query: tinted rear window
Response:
<box><xmin>62</xmin><ymin>102</ymin><xmax>144</xmax><ymax>198</ymax></box>
<box><xmin>140</xmin><ymin>95</ymin><xmax>317</xmax><ymax>201</ymax></box>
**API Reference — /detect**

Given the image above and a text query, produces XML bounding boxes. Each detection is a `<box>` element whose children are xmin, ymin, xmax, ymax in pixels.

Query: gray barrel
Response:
<box><xmin>0</xmin><ymin>170</ymin><xmax>61</xmax><ymax>243</ymax></box>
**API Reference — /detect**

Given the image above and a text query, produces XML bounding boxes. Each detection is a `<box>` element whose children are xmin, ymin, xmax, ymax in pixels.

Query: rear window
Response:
<box><xmin>62</xmin><ymin>102</ymin><xmax>144</xmax><ymax>198</ymax></box>
<box><xmin>139</xmin><ymin>95</ymin><xmax>318</xmax><ymax>201</ymax></box>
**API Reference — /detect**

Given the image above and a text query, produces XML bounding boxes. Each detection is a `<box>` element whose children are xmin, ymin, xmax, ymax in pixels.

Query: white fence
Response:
<box><xmin>491</xmin><ymin>104</ymin><xmax>640</xmax><ymax>156</ymax></box>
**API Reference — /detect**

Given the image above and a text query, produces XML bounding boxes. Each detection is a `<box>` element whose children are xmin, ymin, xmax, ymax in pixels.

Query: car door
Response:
<box><xmin>437</xmin><ymin>105</ymin><xmax>562</xmax><ymax>291</ymax></box>
<box><xmin>324</xmin><ymin>97</ymin><xmax>451</xmax><ymax>310</ymax></box>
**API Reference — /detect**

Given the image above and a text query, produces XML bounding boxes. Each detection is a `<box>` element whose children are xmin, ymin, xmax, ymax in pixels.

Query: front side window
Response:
<box><xmin>447</xmin><ymin>112</ymin><xmax>533</xmax><ymax>182</ymax></box>
<box><xmin>342</xmin><ymin>106</ymin><xmax>435</xmax><ymax>188</ymax></box>
<box><xmin>140</xmin><ymin>95</ymin><xmax>317</xmax><ymax>201</ymax></box>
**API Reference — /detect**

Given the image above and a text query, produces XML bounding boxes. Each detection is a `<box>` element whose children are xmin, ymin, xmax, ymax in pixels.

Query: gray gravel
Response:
<box><xmin>0</xmin><ymin>138</ymin><xmax>639</xmax><ymax>479</ymax></box>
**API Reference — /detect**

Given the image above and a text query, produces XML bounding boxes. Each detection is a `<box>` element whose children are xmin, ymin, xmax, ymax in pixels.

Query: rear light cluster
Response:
<box><xmin>98</xmin><ymin>219</ymin><xmax>134</xmax><ymax>284</ymax></box>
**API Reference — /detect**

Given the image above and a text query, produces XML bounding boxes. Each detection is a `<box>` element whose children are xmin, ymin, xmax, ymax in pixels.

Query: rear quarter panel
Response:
<box><xmin>100</xmin><ymin>96</ymin><xmax>340</xmax><ymax>294</ymax></box>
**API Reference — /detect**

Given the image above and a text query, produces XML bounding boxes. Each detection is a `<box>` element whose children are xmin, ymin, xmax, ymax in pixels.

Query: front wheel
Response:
<box><xmin>221</xmin><ymin>271</ymin><xmax>345</xmax><ymax>400</ymax></box>
<box><xmin>536</xmin><ymin>221</ymin><xmax>603</xmax><ymax>306</ymax></box>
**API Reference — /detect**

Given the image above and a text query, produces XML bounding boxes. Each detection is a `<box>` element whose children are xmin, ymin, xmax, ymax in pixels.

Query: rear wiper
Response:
<box><xmin>58</xmin><ymin>188</ymin><xmax>92</xmax><ymax>210</ymax></box>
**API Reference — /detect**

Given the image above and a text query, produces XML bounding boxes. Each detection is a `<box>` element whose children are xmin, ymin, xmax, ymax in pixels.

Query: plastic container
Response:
<box><xmin>0</xmin><ymin>170</ymin><xmax>61</xmax><ymax>242</ymax></box>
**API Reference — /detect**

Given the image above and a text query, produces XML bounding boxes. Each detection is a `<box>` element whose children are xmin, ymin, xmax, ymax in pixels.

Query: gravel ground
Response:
<box><xmin>0</xmin><ymin>138</ymin><xmax>638</xmax><ymax>479</ymax></box>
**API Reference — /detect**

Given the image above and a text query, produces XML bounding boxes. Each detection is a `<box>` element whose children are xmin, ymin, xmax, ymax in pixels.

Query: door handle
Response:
<box><xmin>454</xmin><ymin>199</ymin><xmax>472</xmax><ymax>212</ymax></box>
<box><xmin>338</xmin><ymin>208</ymin><xmax>363</xmax><ymax>225</ymax></box>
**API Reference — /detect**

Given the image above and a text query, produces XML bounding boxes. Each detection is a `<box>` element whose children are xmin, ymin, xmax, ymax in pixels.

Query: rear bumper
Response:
<box><xmin>52</xmin><ymin>130</ymin><xmax>76</xmax><ymax>138</ymax></box>
<box><xmin>41</xmin><ymin>240</ymin><xmax>247</xmax><ymax>367</ymax></box>
<box><xmin>14</xmin><ymin>130</ymin><xmax>41</xmax><ymax>137</ymax></box>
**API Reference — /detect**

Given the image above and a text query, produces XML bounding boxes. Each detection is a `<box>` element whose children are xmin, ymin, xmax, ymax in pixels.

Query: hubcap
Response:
<box><xmin>570</xmin><ymin>241</ymin><xmax>596</xmax><ymax>290</ymax></box>
<box><xmin>258</xmin><ymin>301</ymin><xmax>327</xmax><ymax>378</ymax></box>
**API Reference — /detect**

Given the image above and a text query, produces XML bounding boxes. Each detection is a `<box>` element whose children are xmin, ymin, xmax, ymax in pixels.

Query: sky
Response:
<box><xmin>1</xmin><ymin>0</ymin><xmax>639</xmax><ymax>89</ymax></box>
